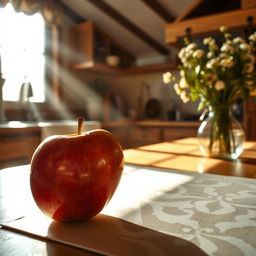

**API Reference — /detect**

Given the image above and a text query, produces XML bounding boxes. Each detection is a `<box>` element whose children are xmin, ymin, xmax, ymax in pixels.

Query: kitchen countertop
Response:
<box><xmin>0</xmin><ymin>120</ymin><xmax>199</xmax><ymax>130</ymax></box>
<box><xmin>0</xmin><ymin>120</ymin><xmax>101</xmax><ymax>131</ymax></box>
<box><xmin>102</xmin><ymin>120</ymin><xmax>200</xmax><ymax>128</ymax></box>
<box><xmin>0</xmin><ymin>120</ymin><xmax>100</xmax><ymax>128</ymax></box>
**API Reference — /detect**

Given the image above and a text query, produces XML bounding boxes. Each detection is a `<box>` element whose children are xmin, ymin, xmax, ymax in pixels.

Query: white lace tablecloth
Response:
<box><xmin>103</xmin><ymin>165</ymin><xmax>256</xmax><ymax>256</ymax></box>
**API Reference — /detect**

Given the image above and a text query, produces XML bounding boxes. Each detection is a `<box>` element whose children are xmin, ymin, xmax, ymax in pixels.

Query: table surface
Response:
<box><xmin>1</xmin><ymin>138</ymin><xmax>256</xmax><ymax>255</ymax></box>
<box><xmin>124</xmin><ymin>137</ymin><xmax>256</xmax><ymax>178</ymax></box>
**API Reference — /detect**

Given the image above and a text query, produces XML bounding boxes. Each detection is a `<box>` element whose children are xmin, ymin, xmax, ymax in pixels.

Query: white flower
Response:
<box><xmin>183</xmin><ymin>61</ymin><xmax>193</xmax><ymax>69</ymax></box>
<box><xmin>249</xmin><ymin>32</ymin><xmax>256</xmax><ymax>42</ymax></box>
<box><xmin>178</xmin><ymin>47</ymin><xmax>186</xmax><ymax>59</ymax></box>
<box><xmin>220</xmin><ymin>26</ymin><xmax>228</xmax><ymax>32</ymax></box>
<box><xmin>180</xmin><ymin>91</ymin><xmax>190</xmax><ymax>103</ymax></box>
<box><xmin>203</xmin><ymin>37</ymin><xmax>214</xmax><ymax>45</ymax></box>
<box><xmin>226</xmin><ymin>40</ymin><xmax>233</xmax><ymax>45</ymax></box>
<box><xmin>206</xmin><ymin>58</ymin><xmax>219</xmax><ymax>69</ymax></box>
<box><xmin>180</xmin><ymin>70</ymin><xmax>185</xmax><ymax>77</ymax></box>
<box><xmin>215</xmin><ymin>80</ymin><xmax>225</xmax><ymax>91</ymax></box>
<box><xmin>203</xmin><ymin>37</ymin><xmax>218</xmax><ymax>51</ymax></box>
<box><xmin>233</xmin><ymin>37</ymin><xmax>246</xmax><ymax>44</ymax></box>
<box><xmin>180</xmin><ymin>57</ymin><xmax>188</xmax><ymax>66</ymax></box>
<box><xmin>185</xmin><ymin>50</ymin><xmax>194</xmax><ymax>59</ymax></box>
<box><xmin>179</xmin><ymin>77</ymin><xmax>189</xmax><ymax>89</ymax></box>
<box><xmin>221</xmin><ymin>43</ymin><xmax>235</xmax><ymax>54</ymax></box>
<box><xmin>220</xmin><ymin>58</ymin><xmax>234</xmax><ymax>68</ymax></box>
<box><xmin>162</xmin><ymin>72</ymin><xmax>175</xmax><ymax>84</ymax></box>
<box><xmin>186</xmin><ymin>43</ymin><xmax>198</xmax><ymax>52</ymax></box>
<box><xmin>195</xmin><ymin>65</ymin><xmax>200</xmax><ymax>74</ymax></box>
<box><xmin>239</xmin><ymin>43</ymin><xmax>251</xmax><ymax>51</ymax></box>
<box><xmin>180</xmin><ymin>57</ymin><xmax>187</xmax><ymax>65</ymax></box>
<box><xmin>207</xmin><ymin>51</ymin><xmax>214</xmax><ymax>59</ymax></box>
<box><xmin>174</xmin><ymin>83</ymin><xmax>182</xmax><ymax>95</ymax></box>
<box><xmin>192</xmin><ymin>49</ymin><xmax>204</xmax><ymax>58</ymax></box>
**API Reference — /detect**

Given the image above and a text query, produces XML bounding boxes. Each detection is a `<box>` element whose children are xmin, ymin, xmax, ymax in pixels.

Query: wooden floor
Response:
<box><xmin>124</xmin><ymin>137</ymin><xmax>256</xmax><ymax>179</ymax></box>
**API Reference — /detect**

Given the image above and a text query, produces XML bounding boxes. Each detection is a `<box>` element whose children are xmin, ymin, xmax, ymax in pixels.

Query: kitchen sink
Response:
<box><xmin>0</xmin><ymin>120</ymin><xmax>101</xmax><ymax>140</ymax></box>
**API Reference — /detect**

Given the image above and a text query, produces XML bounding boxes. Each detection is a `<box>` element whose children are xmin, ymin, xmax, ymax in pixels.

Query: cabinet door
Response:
<box><xmin>0</xmin><ymin>133</ymin><xmax>41</xmax><ymax>169</ymax></box>
<box><xmin>106</xmin><ymin>127</ymin><xmax>130</xmax><ymax>149</ymax></box>
<box><xmin>69</xmin><ymin>22</ymin><xmax>94</xmax><ymax>65</ymax></box>
<box><xmin>163</xmin><ymin>127</ymin><xmax>197</xmax><ymax>141</ymax></box>
<box><xmin>69</xmin><ymin>21</ymin><xmax>135</xmax><ymax>69</ymax></box>
<box><xmin>130</xmin><ymin>127</ymin><xmax>162</xmax><ymax>147</ymax></box>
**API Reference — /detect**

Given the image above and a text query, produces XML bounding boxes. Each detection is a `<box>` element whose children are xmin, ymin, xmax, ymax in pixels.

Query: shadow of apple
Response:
<box><xmin>47</xmin><ymin>214</ymin><xmax>207</xmax><ymax>256</ymax></box>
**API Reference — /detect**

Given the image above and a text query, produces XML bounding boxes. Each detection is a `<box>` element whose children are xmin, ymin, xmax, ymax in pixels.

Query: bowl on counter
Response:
<box><xmin>105</xmin><ymin>55</ymin><xmax>120</xmax><ymax>67</ymax></box>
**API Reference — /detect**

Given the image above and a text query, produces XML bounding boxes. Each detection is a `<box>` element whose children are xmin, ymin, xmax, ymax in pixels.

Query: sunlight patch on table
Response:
<box><xmin>102</xmin><ymin>165</ymin><xmax>194</xmax><ymax>220</ymax></box>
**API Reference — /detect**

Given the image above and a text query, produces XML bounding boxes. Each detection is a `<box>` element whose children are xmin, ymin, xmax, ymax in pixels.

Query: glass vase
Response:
<box><xmin>197</xmin><ymin>107</ymin><xmax>245</xmax><ymax>160</ymax></box>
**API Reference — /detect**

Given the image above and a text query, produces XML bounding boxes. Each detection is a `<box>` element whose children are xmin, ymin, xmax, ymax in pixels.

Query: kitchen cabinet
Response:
<box><xmin>163</xmin><ymin>126</ymin><xmax>197</xmax><ymax>141</ymax></box>
<box><xmin>105</xmin><ymin>126</ymin><xmax>130</xmax><ymax>149</ymax></box>
<box><xmin>129</xmin><ymin>127</ymin><xmax>162</xmax><ymax>148</ymax></box>
<box><xmin>102</xmin><ymin>121</ymin><xmax>200</xmax><ymax>149</ymax></box>
<box><xmin>0</xmin><ymin>127</ymin><xmax>41</xmax><ymax>169</ymax></box>
<box><xmin>69</xmin><ymin>21</ymin><xmax>135</xmax><ymax>75</ymax></box>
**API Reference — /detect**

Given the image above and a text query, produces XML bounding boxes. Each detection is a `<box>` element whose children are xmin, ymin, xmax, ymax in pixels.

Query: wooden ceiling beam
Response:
<box><xmin>55</xmin><ymin>0</ymin><xmax>85</xmax><ymax>23</ymax></box>
<box><xmin>175</xmin><ymin>0</ymin><xmax>203</xmax><ymax>23</ymax></box>
<box><xmin>86</xmin><ymin>0</ymin><xmax>169</xmax><ymax>55</ymax></box>
<box><xmin>140</xmin><ymin>0</ymin><xmax>175</xmax><ymax>23</ymax></box>
<box><xmin>176</xmin><ymin>0</ymin><xmax>241</xmax><ymax>22</ymax></box>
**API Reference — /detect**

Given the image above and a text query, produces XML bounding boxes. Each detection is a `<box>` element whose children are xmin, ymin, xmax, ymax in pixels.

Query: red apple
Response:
<box><xmin>30</xmin><ymin>118</ymin><xmax>124</xmax><ymax>222</ymax></box>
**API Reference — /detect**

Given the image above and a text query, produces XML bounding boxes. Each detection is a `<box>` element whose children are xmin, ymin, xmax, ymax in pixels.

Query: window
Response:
<box><xmin>0</xmin><ymin>3</ymin><xmax>45</xmax><ymax>102</ymax></box>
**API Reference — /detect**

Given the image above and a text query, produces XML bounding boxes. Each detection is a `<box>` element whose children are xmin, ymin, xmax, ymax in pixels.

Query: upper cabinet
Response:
<box><xmin>69</xmin><ymin>21</ymin><xmax>175</xmax><ymax>76</ymax></box>
<box><xmin>69</xmin><ymin>21</ymin><xmax>135</xmax><ymax>75</ymax></box>
<box><xmin>165</xmin><ymin>0</ymin><xmax>256</xmax><ymax>46</ymax></box>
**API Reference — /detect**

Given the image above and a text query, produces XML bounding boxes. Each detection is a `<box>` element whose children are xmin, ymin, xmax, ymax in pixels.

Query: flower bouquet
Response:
<box><xmin>163</xmin><ymin>27</ymin><xmax>256</xmax><ymax>159</ymax></box>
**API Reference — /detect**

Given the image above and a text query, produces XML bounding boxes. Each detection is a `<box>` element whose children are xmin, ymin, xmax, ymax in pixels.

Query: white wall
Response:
<box><xmin>109</xmin><ymin>71</ymin><xmax>200</xmax><ymax>120</ymax></box>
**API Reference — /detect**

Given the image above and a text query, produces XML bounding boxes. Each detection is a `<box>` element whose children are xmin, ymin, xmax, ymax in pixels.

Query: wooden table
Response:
<box><xmin>124</xmin><ymin>137</ymin><xmax>256</xmax><ymax>178</ymax></box>
<box><xmin>1</xmin><ymin>138</ymin><xmax>256</xmax><ymax>255</ymax></box>
<box><xmin>0</xmin><ymin>165</ymin><xmax>100</xmax><ymax>256</ymax></box>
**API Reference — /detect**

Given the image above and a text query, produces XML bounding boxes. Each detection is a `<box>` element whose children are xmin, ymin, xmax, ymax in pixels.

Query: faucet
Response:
<box><xmin>19</xmin><ymin>81</ymin><xmax>33</xmax><ymax>103</ymax></box>
<box><xmin>0</xmin><ymin>75</ymin><xmax>6</xmax><ymax>122</ymax></box>
<box><xmin>0</xmin><ymin>53</ymin><xmax>6</xmax><ymax>122</ymax></box>
<box><xmin>19</xmin><ymin>80</ymin><xmax>35</xmax><ymax>121</ymax></box>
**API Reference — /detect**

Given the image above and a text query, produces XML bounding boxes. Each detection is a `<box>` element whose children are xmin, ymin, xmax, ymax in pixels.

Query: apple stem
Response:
<box><xmin>77</xmin><ymin>117</ymin><xmax>84</xmax><ymax>135</ymax></box>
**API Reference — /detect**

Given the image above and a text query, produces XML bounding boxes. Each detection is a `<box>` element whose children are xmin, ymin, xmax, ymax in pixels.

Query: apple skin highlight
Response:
<box><xmin>30</xmin><ymin>129</ymin><xmax>124</xmax><ymax>222</ymax></box>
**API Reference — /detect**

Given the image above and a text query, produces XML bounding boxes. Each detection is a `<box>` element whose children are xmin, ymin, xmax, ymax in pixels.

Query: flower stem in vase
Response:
<box><xmin>198</xmin><ymin>106</ymin><xmax>244</xmax><ymax>160</ymax></box>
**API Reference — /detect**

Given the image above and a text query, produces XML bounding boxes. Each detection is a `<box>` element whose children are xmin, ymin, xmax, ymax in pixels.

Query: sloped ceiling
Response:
<box><xmin>58</xmin><ymin>0</ymin><xmax>241</xmax><ymax>59</ymax></box>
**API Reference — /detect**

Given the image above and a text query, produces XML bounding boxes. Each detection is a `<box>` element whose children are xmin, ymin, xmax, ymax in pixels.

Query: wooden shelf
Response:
<box><xmin>70</xmin><ymin>61</ymin><xmax>176</xmax><ymax>76</ymax></box>
<box><xmin>165</xmin><ymin>8</ymin><xmax>256</xmax><ymax>45</ymax></box>
<box><xmin>69</xmin><ymin>61</ymin><xmax>125</xmax><ymax>76</ymax></box>
<box><xmin>125</xmin><ymin>62</ymin><xmax>176</xmax><ymax>75</ymax></box>
<box><xmin>69</xmin><ymin>21</ymin><xmax>176</xmax><ymax>76</ymax></box>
